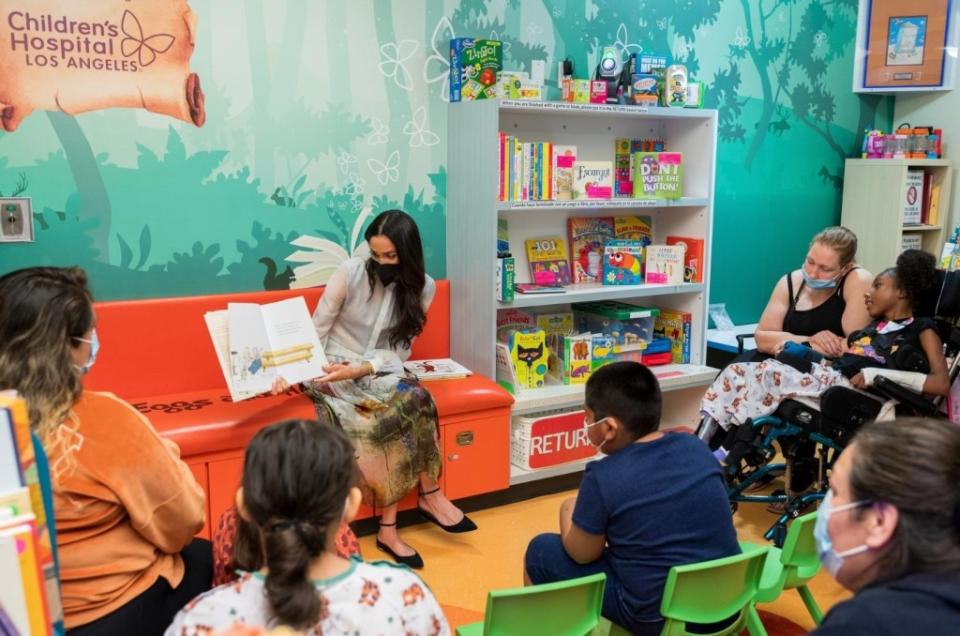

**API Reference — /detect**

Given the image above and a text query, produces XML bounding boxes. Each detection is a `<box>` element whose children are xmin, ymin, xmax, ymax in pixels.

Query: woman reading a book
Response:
<box><xmin>698</xmin><ymin>226</ymin><xmax>873</xmax><ymax>506</ymax></box>
<box><xmin>272</xmin><ymin>209</ymin><xmax>476</xmax><ymax>568</ymax></box>
<box><xmin>0</xmin><ymin>267</ymin><xmax>210</xmax><ymax>635</ymax></box>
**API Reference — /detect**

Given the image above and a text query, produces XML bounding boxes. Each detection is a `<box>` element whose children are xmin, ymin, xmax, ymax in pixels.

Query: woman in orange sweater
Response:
<box><xmin>0</xmin><ymin>267</ymin><xmax>211</xmax><ymax>635</ymax></box>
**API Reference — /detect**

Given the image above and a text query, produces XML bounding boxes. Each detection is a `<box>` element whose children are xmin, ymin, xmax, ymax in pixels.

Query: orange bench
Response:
<box><xmin>85</xmin><ymin>281</ymin><xmax>513</xmax><ymax>538</ymax></box>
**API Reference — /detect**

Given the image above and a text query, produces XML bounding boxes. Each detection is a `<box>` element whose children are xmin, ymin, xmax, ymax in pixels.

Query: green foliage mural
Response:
<box><xmin>0</xmin><ymin>0</ymin><xmax>889</xmax><ymax>322</ymax></box>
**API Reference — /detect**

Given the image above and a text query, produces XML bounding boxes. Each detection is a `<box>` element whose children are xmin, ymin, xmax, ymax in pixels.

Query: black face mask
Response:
<box><xmin>372</xmin><ymin>261</ymin><xmax>401</xmax><ymax>286</ymax></box>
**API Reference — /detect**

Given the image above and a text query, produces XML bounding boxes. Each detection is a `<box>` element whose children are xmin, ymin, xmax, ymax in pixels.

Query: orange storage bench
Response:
<box><xmin>85</xmin><ymin>281</ymin><xmax>513</xmax><ymax>537</ymax></box>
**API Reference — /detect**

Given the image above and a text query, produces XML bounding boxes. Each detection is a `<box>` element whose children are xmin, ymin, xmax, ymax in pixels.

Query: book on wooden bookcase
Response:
<box><xmin>665</xmin><ymin>236</ymin><xmax>705</xmax><ymax>283</ymax></box>
<box><xmin>525</xmin><ymin>237</ymin><xmax>572</xmax><ymax>286</ymax></box>
<box><xmin>645</xmin><ymin>245</ymin><xmax>686</xmax><ymax>284</ymax></box>
<box><xmin>568</xmin><ymin>216</ymin><xmax>614</xmax><ymax>284</ymax></box>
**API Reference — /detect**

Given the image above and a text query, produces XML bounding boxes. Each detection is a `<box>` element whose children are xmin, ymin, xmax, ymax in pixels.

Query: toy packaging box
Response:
<box><xmin>573</xmin><ymin>301</ymin><xmax>659</xmax><ymax>352</ymax></box>
<box><xmin>665</xmin><ymin>236</ymin><xmax>705</xmax><ymax>283</ymax></box>
<box><xmin>572</xmin><ymin>161</ymin><xmax>613</xmax><ymax>199</ymax></box>
<box><xmin>655</xmin><ymin>308</ymin><xmax>692</xmax><ymax>364</ymax></box>
<box><xmin>603</xmin><ymin>239</ymin><xmax>645</xmax><ymax>285</ymax></box>
<box><xmin>568</xmin><ymin>216</ymin><xmax>614</xmax><ymax>284</ymax></box>
<box><xmin>525</xmin><ymin>236</ymin><xmax>572</xmax><ymax>286</ymax></box>
<box><xmin>510</xmin><ymin>409</ymin><xmax>596</xmax><ymax>470</ymax></box>
<box><xmin>450</xmin><ymin>38</ymin><xmax>502</xmax><ymax>102</ymax></box>
<box><xmin>645</xmin><ymin>245</ymin><xmax>686</xmax><ymax>284</ymax></box>
<box><xmin>634</xmin><ymin>152</ymin><xmax>683</xmax><ymax>199</ymax></box>
<box><xmin>496</xmin><ymin>256</ymin><xmax>515</xmax><ymax>302</ymax></box>
<box><xmin>509</xmin><ymin>329</ymin><xmax>549</xmax><ymax>389</ymax></box>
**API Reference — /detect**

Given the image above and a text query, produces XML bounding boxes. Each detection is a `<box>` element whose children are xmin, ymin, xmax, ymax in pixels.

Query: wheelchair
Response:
<box><xmin>719</xmin><ymin>270</ymin><xmax>960</xmax><ymax>547</ymax></box>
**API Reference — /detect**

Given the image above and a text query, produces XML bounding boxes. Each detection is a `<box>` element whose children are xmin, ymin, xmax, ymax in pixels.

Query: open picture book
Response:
<box><xmin>403</xmin><ymin>358</ymin><xmax>473</xmax><ymax>380</ymax></box>
<box><xmin>205</xmin><ymin>297</ymin><xmax>327</xmax><ymax>401</ymax></box>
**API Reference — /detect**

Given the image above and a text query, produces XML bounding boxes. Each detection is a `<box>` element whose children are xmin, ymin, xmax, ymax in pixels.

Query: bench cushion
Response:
<box><xmin>129</xmin><ymin>375</ymin><xmax>513</xmax><ymax>458</ymax></box>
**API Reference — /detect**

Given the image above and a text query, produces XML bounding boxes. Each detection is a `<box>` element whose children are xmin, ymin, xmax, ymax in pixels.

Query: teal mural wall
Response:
<box><xmin>0</xmin><ymin>0</ymin><xmax>891</xmax><ymax>323</ymax></box>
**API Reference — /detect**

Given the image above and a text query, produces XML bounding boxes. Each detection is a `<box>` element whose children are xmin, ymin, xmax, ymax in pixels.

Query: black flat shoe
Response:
<box><xmin>417</xmin><ymin>506</ymin><xmax>478</xmax><ymax>533</ymax></box>
<box><xmin>417</xmin><ymin>486</ymin><xmax>478</xmax><ymax>533</ymax></box>
<box><xmin>375</xmin><ymin>539</ymin><xmax>424</xmax><ymax>569</ymax></box>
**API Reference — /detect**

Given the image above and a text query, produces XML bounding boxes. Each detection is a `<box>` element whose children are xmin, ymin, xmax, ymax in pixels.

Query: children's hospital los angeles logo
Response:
<box><xmin>8</xmin><ymin>10</ymin><xmax>174</xmax><ymax>71</ymax></box>
<box><xmin>0</xmin><ymin>0</ymin><xmax>204</xmax><ymax>131</ymax></box>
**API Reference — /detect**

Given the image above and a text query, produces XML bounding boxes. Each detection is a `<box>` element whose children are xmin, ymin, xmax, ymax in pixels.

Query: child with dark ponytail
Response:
<box><xmin>166</xmin><ymin>420</ymin><xmax>449</xmax><ymax>635</ymax></box>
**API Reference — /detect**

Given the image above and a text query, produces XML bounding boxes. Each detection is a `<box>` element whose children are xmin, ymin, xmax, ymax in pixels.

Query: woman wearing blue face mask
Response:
<box><xmin>271</xmin><ymin>209</ymin><xmax>476</xmax><ymax>569</ymax></box>
<box><xmin>700</xmin><ymin>227</ymin><xmax>874</xmax><ymax>507</ymax></box>
<box><xmin>0</xmin><ymin>267</ymin><xmax>211</xmax><ymax>635</ymax></box>
<box><xmin>811</xmin><ymin>417</ymin><xmax>960</xmax><ymax>634</ymax></box>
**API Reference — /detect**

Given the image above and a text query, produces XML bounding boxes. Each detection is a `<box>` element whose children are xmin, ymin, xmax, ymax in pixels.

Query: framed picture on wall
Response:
<box><xmin>853</xmin><ymin>0</ymin><xmax>960</xmax><ymax>92</ymax></box>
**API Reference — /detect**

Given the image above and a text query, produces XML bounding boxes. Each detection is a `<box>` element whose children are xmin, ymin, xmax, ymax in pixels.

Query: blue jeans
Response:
<box><xmin>524</xmin><ymin>533</ymin><xmax>663</xmax><ymax>636</ymax></box>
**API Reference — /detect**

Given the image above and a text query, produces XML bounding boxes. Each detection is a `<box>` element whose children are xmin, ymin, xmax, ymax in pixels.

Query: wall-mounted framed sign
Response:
<box><xmin>853</xmin><ymin>0</ymin><xmax>959</xmax><ymax>92</ymax></box>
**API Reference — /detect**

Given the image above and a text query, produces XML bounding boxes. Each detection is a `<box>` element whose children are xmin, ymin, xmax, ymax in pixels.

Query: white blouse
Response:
<box><xmin>312</xmin><ymin>257</ymin><xmax>435</xmax><ymax>374</ymax></box>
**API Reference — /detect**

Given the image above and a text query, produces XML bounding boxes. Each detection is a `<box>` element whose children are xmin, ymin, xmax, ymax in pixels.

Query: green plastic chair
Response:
<box><xmin>457</xmin><ymin>572</ymin><xmax>606</xmax><ymax>636</ymax></box>
<box><xmin>740</xmin><ymin>510</ymin><xmax>823</xmax><ymax>625</ymax></box>
<box><xmin>596</xmin><ymin>546</ymin><xmax>770</xmax><ymax>636</ymax></box>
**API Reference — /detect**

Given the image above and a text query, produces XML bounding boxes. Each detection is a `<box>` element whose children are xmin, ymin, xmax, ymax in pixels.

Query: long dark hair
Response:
<box><xmin>849</xmin><ymin>417</ymin><xmax>960</xmax><ymax>580</ymax></box>
<box><xmin>364</xmin><ymin>209</ymin><xmax>427</xmax><ymax>349</ymax></box>
<box><xmin>241</xmin><ymin>419</ymin><xmax>356</xmax><ymax>629</ymax></box>
<box><xmin>0</xmin><ymin>267</ymin><xmax>93</xmax><ymax>434</ymax></box>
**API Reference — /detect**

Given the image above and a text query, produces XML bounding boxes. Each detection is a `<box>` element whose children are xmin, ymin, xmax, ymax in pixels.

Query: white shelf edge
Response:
<box><xmin>510</xmin><ymin>455</ymin><xmax>601</xmax><ymax>485</ymax></box>
<box><xmin>845</xmin><ymin>158</ymin><xmax>952</xmax><ymax>168</ymax></box>
<box><xmin>502</xmin><ymin>283</ymin><xmax>705</xmax><ymax>309</ymax></box>
<box><xmin>498</xmin><ymin>99</ymin><xmax>715</xmax><ymax>120</ymax></box>
<box><xmin>902</xmin><ymin>225</ymin><xmax>942</xmax><ymax>232</ymax></box>
<box><xmin>498</xmin><ymin>197</ymin><xmax>709</xmax><ymax>212</ymax></box>
<box><xmin>508</xmin><ymin>364</ymin><xmax>719</xmax><ymax>416</ymax></box>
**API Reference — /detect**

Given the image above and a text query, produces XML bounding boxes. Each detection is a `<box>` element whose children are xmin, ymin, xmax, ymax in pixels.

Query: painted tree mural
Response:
<box><xmin>0</xmin><ymin>0</ymin><xmax>890</xmax><ymax>321</ymax></box>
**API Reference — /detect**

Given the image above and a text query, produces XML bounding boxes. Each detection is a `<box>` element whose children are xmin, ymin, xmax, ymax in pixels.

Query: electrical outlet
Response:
<box><xmin>0</xmin><ymin>197</ymin><xmax>33</xmax><ymax>242</ymax></box>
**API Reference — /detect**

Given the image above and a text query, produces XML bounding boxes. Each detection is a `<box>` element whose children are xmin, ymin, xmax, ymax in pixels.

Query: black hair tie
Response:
<box><xmin>295</xmin><ymin>521</ymin><xmax>325</xmax><ymax>554</ymax></box>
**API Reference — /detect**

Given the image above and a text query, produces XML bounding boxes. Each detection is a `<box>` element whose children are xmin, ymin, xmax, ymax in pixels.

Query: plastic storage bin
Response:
<box><xmin>510</xmin><ymin>408</ymin><xmax>598</xmax><ymax>470</ymax></box>
<box><xmin>573</xmin><ymin>301</ymin><xmax>659</xmax><ymax>352</ymax></box>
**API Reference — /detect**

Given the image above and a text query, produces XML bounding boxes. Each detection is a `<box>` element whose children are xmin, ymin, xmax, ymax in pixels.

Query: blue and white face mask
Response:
<box><xmin>814</xmin><ymin>490</ymin><xmax>873</xmax><ymax>577</ymax></box>
<box><xmin>802</xmin><ymin>268</ymin><xmax>841</xmax><ymax>290</ymax></box>
<box><xmin>73</xmin><ymin>328</ymin><xmax>100</xmax><ymax>375</ymax></box>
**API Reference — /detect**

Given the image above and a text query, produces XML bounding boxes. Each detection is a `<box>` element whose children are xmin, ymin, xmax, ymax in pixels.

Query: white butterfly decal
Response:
<box><xmin>368</xmin><ymin>150</ymin><xmax>401</xmax><ymax>186</ymax></box>
<box><xmin>379</xmin><ymin>40</ymin><xmax>419</xmax><ymax>92</ymax></box>
<box><xmin>337</xmin><ymin>152</ymin><xmax>358</xmax><ymax>175</ymax></box>
<box><xmin>657</xmin><ymin>18</ymin><xmax>668</xmax><ymax>31</ymax></box>
<box><xmin>732</xmin><ymin>26</ymin><xmax>751</xmax><ymax>49</ymax></box>
<box><xmin>489</xmin><ymin>29</ymin><xmax>512</xmax><ymax>56</ymax></box>
<box><xmin>423</xmin><ymin>16</ymin><xmax>455</xmax><ymax>102</ymax></box>
<box><xmin>615</xmin><ymin>23</ymin><xmax>643</xmax><ymax>60</ymax></box>
<box><xmin>342</xmin><ymin>173</ymin><xmax>365</xmax><ymax>196</ymax></box>
<box><xmin>403</xmin><ymin>106</ymin><xmax>440</xmax><ymax>148</ymax></box>
<box><xmin>526</xmin><ymin>23</ymin><xmax>543</xmax><ymax>39</ymax></box>
<box><xmin>366</xmin><ymin>117</ymin><xmax>390</xmax><ymax>146</ymax></box>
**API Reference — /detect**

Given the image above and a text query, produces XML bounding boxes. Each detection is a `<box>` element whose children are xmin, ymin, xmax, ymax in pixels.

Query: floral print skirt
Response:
<box><xmin>306</xmin><ymin>370</ymin><xmax>442</xmax><ymax>508</ymax></box>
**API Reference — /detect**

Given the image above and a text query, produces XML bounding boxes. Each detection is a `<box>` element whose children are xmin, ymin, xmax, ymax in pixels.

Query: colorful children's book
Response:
<box><xmin>552</xmin><ymin>145</ymin><xmax>577</xmax><ymax>200</ymax></box>
<box><xmin>655</xmin><ymin>309</ymin><xmax>693</xmax><ymax>364</ymax></box>
<box><xmin>515</xmin><ymin>283</ymin><xmax>566</xmax><ymax>294</ymax></box>
<box><xmin>449</xmin><ymin>38</ymin><xmax>502</xmax><ymax>102</ymax></box>
<box><xmin>509</xmin><ymin>329</ymin><xmax>549</xmax><ymax>389</ymax></box>
<box><xmin>525</xmin><ymin>237</ymin><xmax>572</xmax><ymax>286</ymax></box>
<box><xmin>535</xmin><ymin>311</ymin><xmax>574</xmax><ymax>337</ymax></box>
<box><xmin>496</xmin><ymin>256</ymin><xmax>515</xmax><ymax>302</ymax></box>
<box><xmin>614</xmin><ymin>139</ymin><xmax>633</xmax><ymax>197</ymax></box>
<box><xmin>551</xmin><ymin>333</ymin><xmax>593</xmax><ymax>385</ymax></box>
<box><xmin>0</xmin><ymin>516</ymin><xmax>51</xmax><ymax>636</ymax></box>
<box><xmin>613</xmin><ymin>215</ymin><xmax>654</xmax><ymax>244</ymax></box>
<box><xmin>634</xmin><ymin>152</ymin><xmax>683</xmax><ymax>199</ymax></box>
<box><xmin>403</xmin><ymin>359</ymin><xmax>473</xmax><ymax>380</ymax></box>
<box><xmin>496</xmin><ymin>308</ymin><xmax>535</xmax><ymax>343</ymax></box>
<box><xmin>572</xmin><ymin>161</ymin><xmax>613</xmax><ymax>199</ymax></box>
<box><xmin>568</xmin><ymin>217</ymin><xmax>614</xmax><ymax>284</ymax></box>
<box><xmin>590</xmin><ymin>333</ymin><xmax>617</xmax><ymax>370</ymax></box>
<box><xmin>645</xmin><ymin>245</ymin><xmax>686</xmax><ymax>284</ymax></box>
<box><xmin>665</xmin><ymin>236</ymin><xmax>705</xmax><ymax>283</ymax></box>
<box><xmin>603</xmin><ymin>240</ymin><xmax>645</xmax><ymax>285</ymax></box>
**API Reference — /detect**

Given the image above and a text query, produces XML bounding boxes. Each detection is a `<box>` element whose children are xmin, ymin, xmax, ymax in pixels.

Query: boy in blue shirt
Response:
<box><xmin>524</xmin><ymin>362</ymin><xmax>740</xmax><ymax>635</ymax></box>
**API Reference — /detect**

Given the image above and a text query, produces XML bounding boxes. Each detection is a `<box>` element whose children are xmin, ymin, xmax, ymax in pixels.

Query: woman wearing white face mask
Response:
<box><xmin>812</xmin><ymin>417</ymin><xmax>960</xmax><ymax>634</ymax></box>
<box><xmin>0</xmin><ymin>267</ymin><xmax>210</xmax><ymax>635</ymax></box>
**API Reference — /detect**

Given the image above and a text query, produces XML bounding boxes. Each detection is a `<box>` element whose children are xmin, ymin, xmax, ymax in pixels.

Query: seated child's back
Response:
<box><xmin>166</xmin><ymin>419</ymin><xmax>449</xmax><ymax>636</ymax></box>
<box><xmin>525</xmin><ymin>362</ymin><xmax>739</xmax><ymax>635</ymax></box>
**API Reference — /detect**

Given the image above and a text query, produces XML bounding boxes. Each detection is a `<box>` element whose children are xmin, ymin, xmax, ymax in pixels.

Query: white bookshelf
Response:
<box><xmin>447</xmin><ymin>100</ymin><xmax>719</xmax><ymax>484</ymax></box>
<box><xmin>841</xmin><ymin>158</ymin><xmax>952</xmax><ymax>275</ymax></box>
